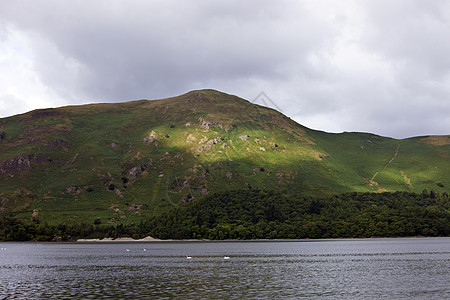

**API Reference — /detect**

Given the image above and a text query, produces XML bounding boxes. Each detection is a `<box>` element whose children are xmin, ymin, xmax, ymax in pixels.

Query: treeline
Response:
<box><xmin>0</xmin><ymin>216</ymin><xmax>137</xmax><ymax>242</ymax></box>
<box><xmin>146</xmin><ymin>190</ymin><xmax>450</xmax><ymax>239</ymax></box>
<box><xmin>1</xmin><ymin>190</ymin><xmax>449</xmax><ymax>241</ymax></box>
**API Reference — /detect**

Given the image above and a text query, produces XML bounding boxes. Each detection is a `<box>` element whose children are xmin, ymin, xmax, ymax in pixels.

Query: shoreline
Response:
<box><xmin>74</xmin><ymin>235</ymin><xmax>443</xmax><ymax>243</ymax></box>
<box><xmin>76</xmin><ymin>236</ymin><xmax>210</xmax><ymax>242</ymax></box>
<box><xmin>77</xmin><ymin>236</ymin><xmax>162</xmax><ymax>242</ymax></box>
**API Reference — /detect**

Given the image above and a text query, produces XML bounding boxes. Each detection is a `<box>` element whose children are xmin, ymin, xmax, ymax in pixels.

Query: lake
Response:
<box><xmin>0</xmin><ymin>237</ymin><xmax>449</xmax><ymax>299</ymax></box>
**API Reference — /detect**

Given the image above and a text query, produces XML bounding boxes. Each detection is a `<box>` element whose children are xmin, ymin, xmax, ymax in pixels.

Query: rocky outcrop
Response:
<box><xmin>0</xmin><ymin>197</ymin><xmax>10</xmax><ymax>211</ymax></box>
<box><xmin>124</xmin><ymin>160</ymin><xmax>153</xmax><ymax>182</ymax></box>
<box><xmin>209</xmin><ymin>137</ymin><xmax>224</xmax><ymax>145</ymax></box>
<box><xmin>0</xmin><ymin>155</ymin><xmax>50</xmax><ymax>177</ymax></box>
<box><xmin>318</xmin><ymin>153</ymin><xmax>331</xmax><ymax>159</ymax></box>
<box><xmin>193</xmin><ymin>136</ymin><xmax>224</xmax><ymax>152</ymax></box>
<box><xmin>253</xmin><ymin>167</ymin><xmax>264</xmax><ymax>175</ymax></box>
<box><xmin>128</xmin><ymin>204</ymin><xmax>143</xmax><ymax>214</ymax></box>
<box><xmin>128</xmin><ymin>166</ymin><xmax>144</xmax><ymax>180</ymax></box>
<box><xmin>31</xmin><ymin>209</ymin><xmax>39</xmax><ymax>221</ymax></box>
<box><xmin>66</xmin><ymin>186</ymin><xmax>79</xmax><ymax>193</ymax></box>
<box><xmin>197</xmin><ymin>117</ymin><xmax>227</xmax><ymax>130</ymax></box>
<box><xmin>143</xmin><ymin>131</ymin><xmax>159</xmax><ymax>143</ymax></box>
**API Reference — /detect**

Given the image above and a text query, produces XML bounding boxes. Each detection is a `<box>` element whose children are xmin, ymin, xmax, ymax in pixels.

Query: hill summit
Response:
<box><xmin>0</xmin><ymin>89</ymin><xmax>448</xmax><ymax>224</ymax></box>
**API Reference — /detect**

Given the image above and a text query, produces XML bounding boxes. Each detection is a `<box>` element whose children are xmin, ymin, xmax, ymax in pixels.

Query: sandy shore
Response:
<box><xmin>77</xmin><ymin>236</ymin><xmax>162</xmax><ymax>242</ymax></box>
<box><xmin>74</xmin><ymin>236</ymin><xmax>436</xmax><ymax>242</ymax></box>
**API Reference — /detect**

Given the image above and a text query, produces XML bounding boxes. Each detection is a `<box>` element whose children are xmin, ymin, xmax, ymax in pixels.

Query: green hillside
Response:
<box><xmin>0</xmin><ymin>89</ymin><xmax>448</xmax><ymax>226</ymax></box>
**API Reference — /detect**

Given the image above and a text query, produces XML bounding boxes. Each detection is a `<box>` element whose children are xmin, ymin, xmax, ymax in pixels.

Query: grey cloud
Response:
<box><xmin>0</xmin><ymin>94</ymin><xmax>29</xmax><ymax>117</ymax></box>
<box><xmin>1</xmin><ymin>1</ymin><xmax>334</xmax><ymax>101</ymax></box>
<box><xmin>363</xmin><ymin>0</ymin><xmax>450</xmax><ymax>77</ymax></box>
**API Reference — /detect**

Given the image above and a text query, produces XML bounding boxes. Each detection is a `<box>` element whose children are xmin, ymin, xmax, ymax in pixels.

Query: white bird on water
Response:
<box><xmin>126</xmin><ymin>249</ymin><xmax>130</xmax><ymax>252</ymax></box>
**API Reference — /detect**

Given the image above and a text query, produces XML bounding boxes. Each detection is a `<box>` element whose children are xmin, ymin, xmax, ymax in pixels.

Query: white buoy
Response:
<box><xmin>143</xmin><ymin>249</ymin><xmax>146</xmax><ymax>252</ymax></box>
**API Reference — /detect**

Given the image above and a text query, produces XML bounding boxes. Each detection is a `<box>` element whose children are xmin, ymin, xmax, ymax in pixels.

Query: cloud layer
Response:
<box><xmin>1</xmin><ymin>0</ymin><xmax>449</xmax><ymax>138</ymax></box>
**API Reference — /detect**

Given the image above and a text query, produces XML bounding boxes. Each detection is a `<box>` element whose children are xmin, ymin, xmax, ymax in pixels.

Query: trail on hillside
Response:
<box><xmin>370</xmin><ymin>143</ymin><xmax>401</xmax><ymax>186</ymax></box>
<box><xmin>383</xmin><ymin>144</ymin><xmax>400</xmax><ymax>171</ymax></box>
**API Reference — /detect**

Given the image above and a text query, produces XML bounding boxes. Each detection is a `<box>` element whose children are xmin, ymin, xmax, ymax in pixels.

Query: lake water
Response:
<box><xmin>0</xmin><ymin>238</ymin><xmax>449</xmax><ymax>299</ymax></box>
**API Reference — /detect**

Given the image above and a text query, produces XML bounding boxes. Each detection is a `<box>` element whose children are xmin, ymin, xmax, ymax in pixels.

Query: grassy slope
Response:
<box><xmin>0</xmin><ymin>89</ymin><xmax>448</xmax><ymax>225</ymax></box>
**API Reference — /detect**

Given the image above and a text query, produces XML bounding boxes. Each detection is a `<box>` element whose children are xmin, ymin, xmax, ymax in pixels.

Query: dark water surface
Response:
<box><xmin>0</xmin><ymin>237</ymin><xmax>449</xmax><ymax>299</ymax></box>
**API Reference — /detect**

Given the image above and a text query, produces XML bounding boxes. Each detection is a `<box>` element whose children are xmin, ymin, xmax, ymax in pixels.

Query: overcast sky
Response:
<box><xmin>1</xmin><ymin>0</ymin><xmax>449</xmax><ymax>138</ymax></box>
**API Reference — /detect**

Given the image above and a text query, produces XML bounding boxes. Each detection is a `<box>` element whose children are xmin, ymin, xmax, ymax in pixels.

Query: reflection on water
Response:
<box><xmin>0</xmin><ymin>238</ymin><xmax>449</xmax><ymax>299</ymax></box>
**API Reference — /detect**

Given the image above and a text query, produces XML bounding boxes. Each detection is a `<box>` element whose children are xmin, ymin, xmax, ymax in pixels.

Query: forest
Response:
<box><xmin>1</xmin><ymin>190</ymin><xmax>449</xmax><ymax>241</ymax></box>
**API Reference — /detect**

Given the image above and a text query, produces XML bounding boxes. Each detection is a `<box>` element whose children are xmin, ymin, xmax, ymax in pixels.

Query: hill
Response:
<box><xmin>0</xmin><ymin>89</ymin><xmax>449</xmax><ymax>226</ymax></box>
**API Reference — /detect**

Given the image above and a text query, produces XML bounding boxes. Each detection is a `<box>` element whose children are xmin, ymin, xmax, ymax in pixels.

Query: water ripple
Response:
<box><xmin>0</xmin><ymin>238</ymin><xmax>449</xmax><ymax>299</ymax></box>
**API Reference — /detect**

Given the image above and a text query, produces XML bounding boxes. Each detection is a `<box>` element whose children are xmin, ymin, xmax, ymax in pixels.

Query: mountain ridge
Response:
<box><xmin>0</xmin><ymin>89</ymin><xmax>448</xmax><ymax>225</ymax></box>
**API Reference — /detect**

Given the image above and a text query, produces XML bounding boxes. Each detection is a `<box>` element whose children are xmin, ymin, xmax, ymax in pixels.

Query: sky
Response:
<box><xmin>0</xmin><ymin>0</ymin><xmax>449</xmax><ymax>139</ymax></box>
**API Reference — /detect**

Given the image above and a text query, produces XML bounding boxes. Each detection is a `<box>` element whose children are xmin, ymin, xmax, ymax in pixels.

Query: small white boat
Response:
<box><xmin>223</xmin><ymin>256</ymin><xmax>230</xmax><ymax>260</ymax></box>
<box><xmin>186</xmin><ymin>256</ymin><xmax>192</xmax><ymax>259</ymax></box>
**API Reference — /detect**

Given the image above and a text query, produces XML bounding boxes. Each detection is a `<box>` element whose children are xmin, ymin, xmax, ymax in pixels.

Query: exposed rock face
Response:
<box><xmin>115</xmin><ymin>188</ymin><xmax>124</xmax><ymax>198</ymax></box>
<box><xmin>209</xmin><ymin>137</ymin><xmax>224</xmax><ymax>145</ymax></box>
<box><xmin>143</xmin><ymin>131</ymin><xmax>159</xmax><ymax>143</ymax></box>
<box><xmin>126</xmin><ymin>160</ymin><xmax>153</xmax><ymax>181</ymax></box>
<box><xmin>31</xmin><ymin>209</ymin><xmax>39</xmax><ymax>221</ymax></box>
<box><xmin>128</xmin><ymin>166</ymin><xmax>143</xmax><ymax>179</ymax></box>
<box><xmin>197</xmin><ymin>117</ymin><xmax>227</xmax><ymax>130</ymax></box>
<box><xmin>66</xmin><ymin>186</ymin><xmax>79</xmax><ymax>193</ymax></box>
<box><xmin>193</xmin><ymin>136</ymin><xmax>224</xmax><ymax>152</ymax></box>
<box><xmin>186</xmin><ymin>134</ymin><xmax>197</xmax><ymax>143</ymax></box>
<box><xmin>0</xmin><ymin>198</ymin><xmax>10</xmax><ymax>211</ymax></box>
<box><xmin>0</xmin><ymin>155</ymin><xmax>49</xmax><ymax>177</ymax></box>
